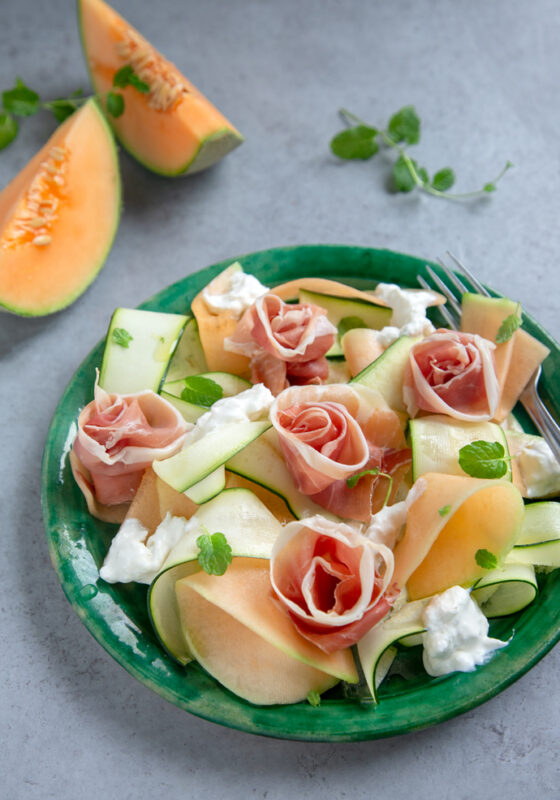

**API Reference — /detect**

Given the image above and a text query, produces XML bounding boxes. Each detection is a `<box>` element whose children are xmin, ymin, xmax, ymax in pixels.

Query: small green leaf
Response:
<box><xmin>484</xmin><ymin>183</ymin><xmax>496</xmax><ymax>193</ymax></box>
<box><xmin>113</xmin><ymin>65</ymin><xmax>135</xmax><ymax>88</ymax></box>
<box><xmin>432</xmin><ymin>167</ymin><xmax>455</xmax><ymax>192</ymax></box>
<box><xmin>387</xmin><ymin>106</ymin><xmax>420</xmax><ymax>145</ymax></box>
<box><xmin>393</xmin><ymin>155</ymin><xmax>416</xmax><ymax>192</ymax></box>
<box><xmin>2</xmin><ymin>78</ymin><xmax>39</xmax><ymax>117</ymax></box>
<box><xmin>337</xmin><ymin>316</ymin><xmax>368</xmax><ymax>340</ymax></box>
<box><xmin>347</xmin><ymin>468</ymin><xmax>393</xmax><ymax>507</ymax></box>
<box><xmin>106</xmin><ymin>91</ymin><xmax>125</xmax><ymax>118</ymax></box>
<box><xmin>458</xmin><ymin>440</ymin><xmax>509</xmax><ymax>479</ymax></box>
<box><xmin>129</xmin><ymin>73</ymin><xmax>150</xmax><ymax>93</ymax></box>
<box><xmin>330</xmin><ymin>125</ymin><xmax>379</xmax><ymax>160</ymax></box>
<box><xmin>197</xmin><ymin>531</ymin><xmax>232</xmax><ymax>576</ymax></box>
<box><xmin>0</xmin><ymin>112</ymin><xmax>18</xmax><ymax>150</ymax></box>
<box><xmin>46</xmin><ymin>98</ymin><xmax>79</xmax><ymax>123</ymax></box>
<box><xmin>495</xmin><ymin>305</ymin><xmax>522</xmax><ymax>344</ymax></box>
<box><xmin>438</xmin><ymin>504</ymin><xmax>451</xmax><ymax>517</ymax></box>
<box><xmin>475</xmin><ymin>548</ymin><xmax>498</xmax><ymax>570</ymax></box>
<box><xmin>415</xmin><ymin>162</ymin><xmax>429</xmax><ymax>184</ymax></box>
<box><xmin>181</xmin><ymin>375</ymin><xmax>223</xmax><ymax>407</ymax></box>
<box><xmin>112</xmin><ymin>327</ymin><xmax>133</xmax><ymax>348</ymax></box>
<box><xmin>306</xmin><ymin>690</ymin><xmax>321</xmax><ymax>707</ymax></box>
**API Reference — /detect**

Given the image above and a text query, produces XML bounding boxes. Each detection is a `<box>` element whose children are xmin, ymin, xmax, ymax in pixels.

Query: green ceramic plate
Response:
<box><xmin>41</xmin><ymin>245</ymin><xmax>560</xmax><ymax>741</ymax></box>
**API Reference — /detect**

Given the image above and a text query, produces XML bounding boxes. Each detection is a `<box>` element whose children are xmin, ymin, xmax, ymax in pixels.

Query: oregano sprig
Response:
<box><xmin>330</xmin><ymin>106</ymin><xmax>513</xmax><ymax>201</ymax></box>
<box><xmin>0</xmin><ymin>66</ymin><xmax>151</xmax><ymax>150</ymax></box>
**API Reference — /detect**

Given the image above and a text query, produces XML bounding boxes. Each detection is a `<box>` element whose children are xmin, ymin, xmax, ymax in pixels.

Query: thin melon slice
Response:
<box><xmin>0</xmin><ymin>99</ymin><xmax>120</xmax><ymax>315</ymax></box>
<box><xmin>392</xmin><ymin>473</ymin><xmax>524</xmax><ymax>600</ymax></box>
<box><xmin>78</xmin><ymin>0</ymin><xmax>243</xmax><ymax>176</ymax></box>
<box><xmin>177</xmin><ymin>558</ymin><xmax>358</xmax><ymax>691</ymax></box>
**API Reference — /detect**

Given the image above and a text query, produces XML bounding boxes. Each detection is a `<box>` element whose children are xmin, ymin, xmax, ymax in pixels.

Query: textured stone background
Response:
<box><xmin>1</xmin><ymin>0</ymin><xmax>559</xmax><ymax>797</ymax></box>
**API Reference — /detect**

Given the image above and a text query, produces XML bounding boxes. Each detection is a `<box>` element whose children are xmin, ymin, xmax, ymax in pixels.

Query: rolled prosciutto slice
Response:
<box><xmin>224</xmin><ymin>293</ymin><xmax>336</xmax><ymax>394</ymax></box>
<box><xmin>270</xmin><ymin>515</ymin><xmax>397</xmax><ymax>653</ymax></box>
<box><xmin>71</xmin><ymin>379</ymin><xmax>190</xmax><ymax>511</ymax></box>
<box><xmin>270</xmin><ymin>384</ymin><xmax>411</xmax><ymax>521</ymax></box>
<box><xmin>403</xmin><ymin>329</ymin><xmax>500</xmax><ymax>421</ymax></box>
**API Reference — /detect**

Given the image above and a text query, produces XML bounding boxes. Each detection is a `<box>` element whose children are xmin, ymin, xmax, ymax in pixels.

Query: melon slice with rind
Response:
<box><xmin>78</xmin><ymin>0</ymin><xmax>243</xmax><ymax>176</ymax></box>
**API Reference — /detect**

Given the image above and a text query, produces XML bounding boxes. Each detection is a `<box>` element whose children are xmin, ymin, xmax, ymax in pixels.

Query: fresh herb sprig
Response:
<box><xmin>0</xmin><ymin>67</ymin><xmax>150</xmax><ymax>150</ymax></box>
<box><xmin>495</xmin><ymin>303</ymin><xmax>522</xmax><ymax>344</ymax></box>
<box><xmin>181</xmin><ymin>375</ymin><xmax>223</xmax><ymax>407</ymax></box>
<box><xmin>112</xmin><ymin>327</ymin><xmax>133</xmax><ymax>348</ymax></box>
<box><xmin>475</xmin><ymin>548</ymin><xmax>498</xmax><ymax>570</ymax></box>
<box><xmin>196</xmin><ymin>528</ymin><xmax>233</xmax><ymax>576</ymax></box>
<box><xmin>330</xmin><ymin>106</ymin><xmax>513</xmax><ymax>201</ymax></box>
<box><xmin>458</xmin><ymin>440</ymin><xmax>512</xmax><ymax>479</ymax></box>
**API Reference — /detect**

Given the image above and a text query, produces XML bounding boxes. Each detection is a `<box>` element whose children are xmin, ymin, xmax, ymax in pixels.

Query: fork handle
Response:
<box><xmin>520</xmin><ymin>378</ymin><xmax>560</xmax><ymax>464</ymax></box>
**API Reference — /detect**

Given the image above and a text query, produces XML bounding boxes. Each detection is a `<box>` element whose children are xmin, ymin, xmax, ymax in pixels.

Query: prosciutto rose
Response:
<box><xmin>270</xmin><ymin>515</ymin><xmax>397</xmax><ymax>653</ymax></box>
<box><xmin>270</xmin><ymin>383</ymin><xmax>411</xmax><ymax>521</ymax></box>
<box><xmin>224</xmin><ymin>293</ymin><xmax>337</xmax><ymax>394</ymax></box>
<box><xmin>403</xmin><ymin>329</ymin><xmax>500</xmax><ymax>421</ymax></box>
<box><xmin>70</xmin><ymin>380</ymin><xmax>189</xmax><ymax>518</ymax></box>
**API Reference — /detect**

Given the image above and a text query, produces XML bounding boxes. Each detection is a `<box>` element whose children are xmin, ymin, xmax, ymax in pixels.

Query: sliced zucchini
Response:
<box><xmin>350</xmin><ymin>335</ymin><xmax>421</xmax><ymax>412</ymax></box>
<box><xmin>506</xmin><ymin>501</ymin><xmax>560</xmax><ymax>568</ymax></box>
<box><xmin>300</xmin><ymin>288</ymin><xmax>392</xmax><ymax>357</ymax></box>
<box><xmin>165</xmin><ymin>317</ymin><xmax>208</xmax><ymax>382</ymax></box>
<box><xmin>409</xmin><ymin>415</ymin><xmax>512</xmax><ymax>483</ymax></box>
<box><xmin>153</xmin><ymin>420</ymin><xmax>271</xmax><ymax>493</ymax></box>
<box><xmin>226</xmin><ymin>429</ymin><xmax>334</xmax><ymax>520</ymax></box>
<box><xmin>183</xmin><ymin>465</ymin><xmax>226</xmax><ymax>504</ymax></box>
<box><xmin>147</xmin><ymin>488</ymin><xmax>282</xmax><ymax>664</ymax></box>
<box><xmin>160</xmin><ymin>391</ymin><xmax>208</xmax><ymax>424</ymax></box>
<box><xmin>99</xmin><ymin>308</ymin><xmax>188</xmax><ymax>394</ymax></box>
<box><xmin>471</xmin><ymin>562</ymin><xmax>538</xmax><ymax>617</ymax></box>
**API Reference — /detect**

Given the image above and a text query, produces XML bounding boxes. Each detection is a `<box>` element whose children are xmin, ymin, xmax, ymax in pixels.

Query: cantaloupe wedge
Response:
<box><xmin>176</xmin><ymin>557</ymin><xmax>358</xmax><ymax>703</ymax></box>
<box><xmin>392</xmin><ymin>473</ymin><xmax>524</xmax><ymax>600</ymax></box>
<box><xmin>78</xmin><ymin>0</ymin><xmax>243</xmax><ymax>176</ymax></box>
<box><xmin>0</xmin><ymin>99</ymin><xmax>120</xmax><ymax>316</ymax></box>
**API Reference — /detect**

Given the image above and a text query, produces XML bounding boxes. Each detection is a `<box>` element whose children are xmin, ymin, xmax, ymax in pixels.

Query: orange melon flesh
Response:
<box><xmin>78</xmin><ymin>0</ymin><xmax>243</xmax><ymax>176</ymax></box>
<box><xmin>0</xmin><ymin>99</ymin><xmax>120</xmax><ymax>316</ymax></box>
<box><xmin>177</xmin><ymin>558</ymin><xmax>358</xmax><ymax>688</ymax></box>
<box><xmin>392</xmin><ymin>473</ymin><xmax>524</xmax><ymax>600</ymax></box>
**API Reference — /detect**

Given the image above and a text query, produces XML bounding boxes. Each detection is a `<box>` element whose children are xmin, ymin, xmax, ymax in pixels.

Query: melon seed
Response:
<box><xmin>32</xmin><ymin>235</ymin><xmax>52</xmax><ymax>246</ymax></box>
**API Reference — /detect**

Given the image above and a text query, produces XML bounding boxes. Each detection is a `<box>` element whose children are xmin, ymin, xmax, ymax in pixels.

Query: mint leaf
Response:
<box><xmin>306</xmin><ymin>690</ymin><xmax>321</xmax><ymax>707</ymax></box>
<box><xmin>45</xmin><ymin>98</ymin><xmax>79</xmax><ymax>123</ymax></box>
<box><xmin>495</xmin><ymin>305</ymin><xmax>522</xmax><ymax>344</ymax></box>
<box><xmin>432</xmin><ymin>167</ymin><xmax>455</xmax><ymax>192</ymax></box>
<box><xmin>393</xmin><ymin>155</ymin><xmax>416</xmax><ymax>192</ymax></box>
<box><xmin>0</xmin><ymin>112</ymin><xmax>18</xmax><ymax>150</ymax></box>
<box><xmin>438</xmin><ymin>504</ymin><xmax>451</xmax><ymax>517</ymax></box>
<box><xmin>129</xmin><ymin>73</ymin><xmax>150</xmax><ymax>94</ymax></box>
<box><xmin>2</xmin><ymin>79</ymin><xmax>39</xmax><ymax>117</ymax></box>
<box><xmin>106</xmin><ymin>91</ymin><xmax>125</xmax><ymax>118</ymax></box>
<box><xmin>197</xmin><ymin>531</ymin><xmax>232</xmax><ymax>576</ymax></box>
<box><xmin>181</xmin><ymin>375</ymin><xmax>223</xmax><ymax>407</ymax></box>
<box><xmin>114</xmin><ymin>65</ymin><xmax>150</xmax><ymax>94</ymax></box>
<box><xmin>330</xmin><ymin>125</ymin><xmax>379</xmax><ymax>160</ymax></box>
<box><xmin>484</xmin><ymin>183</ymin><xmax>496</xmax><ymax>193</ymax></box>
<box><xmin>112</xmin><ymin>327</ymin><xmax>133</xmax><ymax>348</ymax></box>
<box><xmin>415</xmin><ymin>162</ymin><xmax>429</xmax><ymax>184</ymax></box>
<box><xmin>475</xmin><ymin>548</ymin><xmax>498</xmax><ymax>570</ymax></box>
<box><xmin>387</xmin><ymin>106</ymin><xmax>420</xmax><ymax>145</ymax></box>
<box><xmin>338</xmin><ymin>316</ymin><xmax>368</xmax><ymax>340</ymax></box>
<box><xmin>458</xmin><ymin>440</ymin><xmax>509</xmax><ymax>479</ymax></box>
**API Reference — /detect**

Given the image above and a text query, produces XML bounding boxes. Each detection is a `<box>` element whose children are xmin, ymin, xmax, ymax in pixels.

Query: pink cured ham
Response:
<box><xmin>224</xmin><ymin>293</ymin><xmax>336</xmax><ymax>394</ymax></box>
<box><xmin>270</xmin><ymin>384</ymin><xmax>410</xmax><ymax>521</ymax></box>
<box><xmin>270</xmin><ymin>516</ymin><xmax>397</xmax><ymax>653</ymax></box>
<box><xmin>71</xmin><ymin>380</ymin><xmax>190</xmax><ymax>508</ymax></box>
<box><xmin>403</xmin><ymin>329</ymin><xmax>500</xmax><ymax>421</ymax></box>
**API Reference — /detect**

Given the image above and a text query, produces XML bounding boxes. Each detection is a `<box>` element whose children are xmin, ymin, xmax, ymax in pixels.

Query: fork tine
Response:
<box><xmin>437</xmin><ymin>257</ymin><xmax>470</xmax><ymax>296</ymax></box>
<box><xmin>446</xmin><ymin>251</ymin><xmax>491</xmax><ymax>298</ymax></box>
<box><xmin>418</xmin><ymin>275</ymin><xmax>458</xmax><ymax>330</ymax></box>
<box><xmin>425</xmin><ymin>265</ymin><xmax>463</xmax><ymax>320</ymax></box>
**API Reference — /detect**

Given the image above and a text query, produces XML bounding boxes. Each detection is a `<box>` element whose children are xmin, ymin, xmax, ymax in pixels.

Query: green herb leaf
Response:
<box><xmin>475</xmin><ymin>548</ymin><xmax>498</xmax><ymax>570</ymax></box>
<box><xmin>330</xmin><ymin>125</ymin><xmax>379</xmax><ymax>160</ymax></box>
<box><xmin>387</xmin><ymin>105</ymin><xmax>420</xmax><ymax>145</ymax></box>
<box><xmin>113</xmin><ymin>65</ymin><xmax>150</xmax><ymax>93</ymax></box>
<box><xmin>393</xmin><ymin>155</ymin><xmax>416</xmax><ymax>192</ymax></box>
<box><xmin>129</xmin><ymin>73</ymin><xmax>150</xmax><ymax>93</ymax></box>
<box><xmin>180</xmin><ymin>375</ymin><xmax>223</xmax><ymax>407</ymax></box>
<box><xmin>45</xmin><ymin>98</ymin><xmax>80</xmax><ymax>123</ymax></box>
<box><xmin>458</xmin><ymin>440</ymin><xmax>509</xmax><ymax>479</ymax></box>
<box><xmin>337</xmin><ymin>316</ymin><xmax>368</xmax><ymax>340</ymax></box>
<box><xmin>306</xmin><ymin>690</ymin><xmax>321</xmax><ymax>707</ymax></box>
<box><xmin>415</xmin><ymin>162</ymin><xmax>429</xmax><ymax>184</ymax></box>
<box><xmin>0</xmin><ymin>112</ymin><xmax>18</xmax><ymax>150</ymax></box>
<box><xmin>432</xmin><ymin>167</ymin><xmax>455</xmax><ymax>192</ymax></box>
<box><xmin>112</xmin><ymin>327</ymin><xmax>133</xmax><ymax>348</ymax></box>
<box><xmin>106</xmin><ymin>91</ymin><xmax>125</xmax><ymax>118</ymax></box>
<box><xmin>347</xmin><ymin>468</ymin><xmax>393</xmax><ymax>507</ymax></box>
<box><xmin>484</xmin><ymin>183</ymin><xmax>496</xmax><ymax>193</ymax></box>
<box><xmin>197</xmin><ymin>531</ymin><xmax>232</xmax><ymax>576</ymax></box>
<box><xmin>495</xmin><ymin>305</ymin><xmax>522</xmax><ymax>344</ymax></box>
<box><xmin>438</xmin><ymin>504</ymin><xmax>451</xmax><ymax>517</ymax></box>
<box><xmin>2</xmin><ymin>78</ymin><xmax>39</xmax><ymax>117</ymax></box>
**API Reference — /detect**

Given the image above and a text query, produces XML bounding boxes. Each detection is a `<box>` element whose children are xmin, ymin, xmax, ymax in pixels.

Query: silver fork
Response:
<box><xmin>418</xmin><ymin>251</ymin><xmax>560</xmax><ymax>463</ymax></box>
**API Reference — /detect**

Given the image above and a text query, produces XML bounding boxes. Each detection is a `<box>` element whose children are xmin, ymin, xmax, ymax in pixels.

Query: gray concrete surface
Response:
<box><xmin>1</xmin><ymin>0</ymin><xmax>559</xmax><ymax>797</ymax></box>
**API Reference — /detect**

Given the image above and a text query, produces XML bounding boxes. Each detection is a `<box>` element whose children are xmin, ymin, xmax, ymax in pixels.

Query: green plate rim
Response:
<box><xmin>41</xmin><ymin>244</ymin><xmax>560</xmax><ymax>741</ymax></box>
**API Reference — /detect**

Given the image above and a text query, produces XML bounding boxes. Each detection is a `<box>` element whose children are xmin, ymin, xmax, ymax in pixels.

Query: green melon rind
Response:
<box><xmin>76</xmin><ymin>1</ymin><xmax>243</xmax><ymax>177</ymax></box>
<box><xmin>0</xmin><ymin>98</ymin><xmax>121</xmax><ymax>317</ymax></box>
